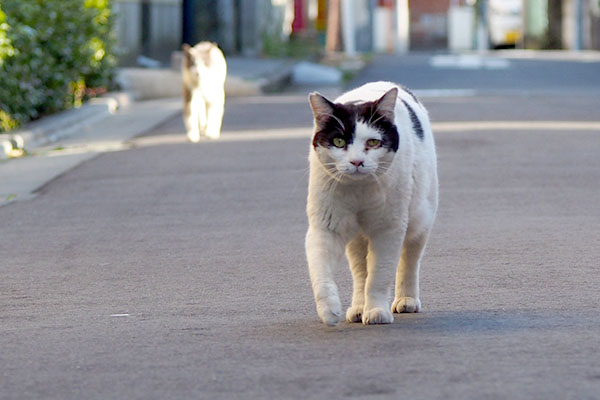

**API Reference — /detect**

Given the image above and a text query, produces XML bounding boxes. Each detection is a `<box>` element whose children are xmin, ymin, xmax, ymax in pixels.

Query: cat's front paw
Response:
<box><xmin>316</xmin><ymin>297</ymin><xmax>342</xmax><ymax>326</ymax></box>
<box><xmin>346</xmin><ymin>305</ymin><xmax>363</xmax><ymax>323</ymax></box>
<box><xmin>205</xmin><ymin>131</ymin><xmax>221</xmax><ymax>140</ymax></box>
<box><xmin>362</xmin><ymin>307</ymin><xmax>393</xmax><ymax>325</ymax></box>
<box><xmin>392</xmin><ymin>297</ymin><xmax>421</xmax><ymax>313</ymax></box>
<box><xmin>187</xmin><ymin>131</ymin><xmax>201</xmax><ymax>143</ymax></box>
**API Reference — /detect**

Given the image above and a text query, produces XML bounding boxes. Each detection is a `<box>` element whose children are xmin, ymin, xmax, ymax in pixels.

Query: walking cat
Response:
<box><xmin>182</xmin><ymin>42</ymin><xmax>227</xmax><ymax>142</ymax></box>
<box><xmin>305</xmin><ymin>81</ymin><xmax>438</xmax><ymax>326</ymax></box>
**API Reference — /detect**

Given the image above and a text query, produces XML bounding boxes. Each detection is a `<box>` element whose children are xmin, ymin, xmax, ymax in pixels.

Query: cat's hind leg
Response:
<box><xmin>187</xmin><ymin>92</ymin><xmax>207</xmax><ymax>142</ymax></box>
<box><xmin>205</xmin><ymin>97</ymin><xmax>224</xmax><ymax>139</ymax></box>
<box><xmin>392</xmin><ymin>233</ymin><xmax>429</xmax><ymax>313</ymax></box>
<box><xmin>305</xmin><ymin>228</ymin><xmax>345</xmax><ymax>326</ymax></box>
<box><xmin>345</xmin><ymin>234</ymin><xmax>368</xmax><ymax>323</ymax></box>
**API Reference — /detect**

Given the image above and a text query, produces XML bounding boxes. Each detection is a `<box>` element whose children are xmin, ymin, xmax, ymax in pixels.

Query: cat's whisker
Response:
<box><xmin>321</xmin><ymin>113</ymin><xmax>346</xmax><ymax>132</ymax></box>
<box><xmin>370</xmin><ymin>172</ymin><xmax>386</xmax><ymax>194</ymax></box>
<box><xmin>326</xmin><ymin>170</ymin><xmax>344</xmax><ymax>196</ymax></box>
<box><xmin>321</xmin><ymin>162</ymin><xmax>338</xmax><ymax>167</ymax></box>
<box><xmin>320</xmin><ymin>163</ymin><xmax>344</xmax><ymax>184</ymax></box>
<box><xmin>368</xmin><ymin>112</ymin><xmax>386</xmax><ymax>126</ymax></box>
<box><xmin>367</xmin><ymin>110</ymin><xmax>375</xmax><ymax>125</ymax></box>
<box><xmin>377</xmin><ymin>165</ymin><xmax>392</xmax><ymax>174</ymax></box>
<box><xmin>291</xmin><ymin>167</ymin><xmax>312</xmax><ymax>194</ymax></box>
<box><xmin>367</xmin><ymin>107</ymin><xmax>380</xmax><ymax>126</ymax></box>
<box><xmin>376</xmin><ymin>161</ymin><xmax>394</xmax><ymax>176</ymax></box>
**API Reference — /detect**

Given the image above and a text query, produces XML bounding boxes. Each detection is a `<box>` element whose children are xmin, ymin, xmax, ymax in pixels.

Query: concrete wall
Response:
<box><xmin>178</xmin><ymin>0</ymin><xmax>291</xmax><ymax>56</ymax></box>
<box><xmin>592</xmin><ymin>1</ymin><xmax>600</xmax><ymax>49</ymax></box>
<box><xmin>562</xmin><ymin>0</ymin><xmax>600</xmax><ymax>50</ymax></box>
<box><xmin>113</xmin><ymin>0</ymin><xmax>142</xmax><ymax>65</ymax></box>
<box><xmin>353</xmin><ymin>0</ymin><xmax>372</xmax><ymax>52</ymax></box>
<box><xmin>152</xmin><ymin>2</ymin><xmax>182</xmax><ymax>56</ymax></box>
<box><xmin>240</xmin><ymin>0</ymin><xmax>292</xmax><ymax>56</ymax></box>
<box><xmin>114</xmin><ymin>0</ymin><xmax>182</xmax><ymax>65</ymax></box>
<box><xmin>410</xmin><ymin>0</ymin><xmax>450</xmax><ymax>49</ymax></box>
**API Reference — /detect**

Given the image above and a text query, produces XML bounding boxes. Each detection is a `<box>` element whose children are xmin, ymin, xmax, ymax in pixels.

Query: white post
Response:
<box><xmin>448</xmin><ymin>5</ymin><xmax>475</xmax><ymax>51</ymax></box>
<box><xmin>396</xmin><ymin>0</ymin><xmax>409</xmax><ymax>54</ymax></box>
<box><xmin>341</xmin><ymin>0</ymin><xmax>356</xmax><ymax>56</ymax></box>
<box><xmin>574</xmin><ymin>0</ymin><xmax>583</xmax><ymax>50</ymax></box>
<box><xmin>476</xmin><ymin>0</ymin><xmax>489</xmax><ymax>53</ymax></box>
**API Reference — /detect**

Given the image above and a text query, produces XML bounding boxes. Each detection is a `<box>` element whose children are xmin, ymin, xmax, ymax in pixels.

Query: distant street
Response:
<box><xmin>2</xmin><ymin>53</ymin><xmax>600</xmax><ymax>399</ymax></box>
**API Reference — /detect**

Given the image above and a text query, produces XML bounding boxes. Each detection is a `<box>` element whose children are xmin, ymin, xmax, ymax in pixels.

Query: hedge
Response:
<box><xmin>0</xmin><ymin>0</ymin><xmax>116</xmax><ymax>133</ymax></box>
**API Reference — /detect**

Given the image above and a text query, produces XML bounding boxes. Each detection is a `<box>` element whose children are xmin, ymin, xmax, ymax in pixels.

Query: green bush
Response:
<box><xmin>0</xmin><ymin>0</ymin><xmax>116</xmax><ymax>133</ymax></box>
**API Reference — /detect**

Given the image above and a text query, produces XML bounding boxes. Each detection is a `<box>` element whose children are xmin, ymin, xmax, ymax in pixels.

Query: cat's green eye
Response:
<box><xmin>332</xmin><ymin>137</ymin><xmax>346</xmax><ymax>148</ymax></box>
<box><xmin>366</xmin><ymin>138</ymin><xmax>381</xmax><ymax>148</ymax></box>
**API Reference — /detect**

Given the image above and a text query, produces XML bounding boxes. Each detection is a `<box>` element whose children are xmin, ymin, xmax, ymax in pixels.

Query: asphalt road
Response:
<box><xmin>2</xmin><ymin>53</ymin><xmax>600</xmax><ymax>399</ymax></box>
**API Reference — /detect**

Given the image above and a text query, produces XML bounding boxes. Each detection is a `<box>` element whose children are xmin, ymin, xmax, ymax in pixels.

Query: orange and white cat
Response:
<box><xmin>182</xmin><ymin>42</ymin><xmax>227</xmax><ymax>141</ymax></box>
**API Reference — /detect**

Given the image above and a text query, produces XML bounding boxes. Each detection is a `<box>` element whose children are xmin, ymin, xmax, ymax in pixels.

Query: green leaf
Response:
<box><xmin>0</xmin><ymin>0</ymin><xmax>116</xmax><ymax>133</ymax></box>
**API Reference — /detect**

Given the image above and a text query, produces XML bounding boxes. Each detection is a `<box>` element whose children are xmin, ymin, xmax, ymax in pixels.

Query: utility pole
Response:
<box><xmin>340</xmin><ymin>0</ymin><xmax>356</xmax><ymax>56</ymax></box>
<box><xmin>141</xmin><ymin>0</ymin><xmax>151</xmax><ymax>56</ymax></box>
<box><xmin>476</xmin><ymin>0</ymin><xmax>489</xmax><ymax>52</ymax></box>
<box><xmin>326</xmin><ymin>0</ymin><xmax>341</xmax><ymax>53</ymax></box>
<box><xmin>574</xmin><ymin>0</ymin><xmax>584</xmax><ymax>50</ymax></box>
<box><xmin>396</xmin><ymin>0</ymin><xmax>409</xmax><ymax>53</ymax></box>
<box><xmin>182</xmin><ymin>0</ymin><xmax>194</xmax><ymax>45</ymax></box>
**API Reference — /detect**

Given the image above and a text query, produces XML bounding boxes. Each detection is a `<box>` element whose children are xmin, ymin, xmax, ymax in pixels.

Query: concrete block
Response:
<box><xmin>292</xmin><ymin>62</ymin><xmax>343</xmax><ymax>85</ymax></box>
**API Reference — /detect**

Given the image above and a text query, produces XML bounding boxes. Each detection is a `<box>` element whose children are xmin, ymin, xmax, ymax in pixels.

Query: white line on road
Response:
<box><xmin>3</xmin><ymin>121</ymin><xmax>598</xmax><ymax>207</ymax></box>
<box><xmin>221</xmin><ymin>121</ymin><xmax>600</xmax><ymax>140</ymax></box>
<box><xmin>430</xmin><ymin>54</ymin><xmax>511</xmax><ymax>70</ymax></box>
<box><xmin>433</xmin><ymin>121</ymin><xmax>600</xmax><ymax>132</ymax></box>
<box><xmin>415</xmin><ymin>89</ymin><xmax>479</xmax><ymax>97</ymax></box>
<box><xmin>130</xmin><ymin>121</ymin><xmax>600</xmax><ymax>147</ymax></box>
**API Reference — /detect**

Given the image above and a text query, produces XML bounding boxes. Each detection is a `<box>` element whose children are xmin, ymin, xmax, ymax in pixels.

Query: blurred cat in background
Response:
<box><xmin>182</xmin><ymin>42</ymin><xmax>227</xmax><ymax>142</ymax></box>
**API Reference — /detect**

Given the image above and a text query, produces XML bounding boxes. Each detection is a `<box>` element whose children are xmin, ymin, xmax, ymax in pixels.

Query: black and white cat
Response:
<box><xmin>306</xmin><ymin>81</ymin><xmax>438</xmax><ymax>326</ymax></box>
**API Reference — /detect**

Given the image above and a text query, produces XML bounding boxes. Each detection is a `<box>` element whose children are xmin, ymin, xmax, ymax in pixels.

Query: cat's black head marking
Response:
<box><xmin>309</xmin><ymin>93</ymin><xmax>356</xmax><ymax>149</ymax></box>
<box><xmin>309</xmin><ymin>89</ymin><xmax>399</xmax><ymax>152</ymax></box>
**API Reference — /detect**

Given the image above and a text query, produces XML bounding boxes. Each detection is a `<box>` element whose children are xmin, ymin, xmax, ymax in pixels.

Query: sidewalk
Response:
<box><xmin>0</xmin><ymin>57</ymin><xmax>297</xmax><ymax>206</ymax></box>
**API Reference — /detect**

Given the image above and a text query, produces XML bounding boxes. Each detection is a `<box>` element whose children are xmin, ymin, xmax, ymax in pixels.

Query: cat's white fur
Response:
<box><xmin>182</xmin><ymin>42</ymin><xmax>227</xmax><ymax>141</ymax></box>
<box><xmin>306</xmin><ymin>81</ymin><xmax>438</xmax><ymax>326</ymax></box>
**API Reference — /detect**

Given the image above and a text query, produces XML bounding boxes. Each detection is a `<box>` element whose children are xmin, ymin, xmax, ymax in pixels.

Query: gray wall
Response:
<box><xmin>113</xmin><ymin>0</ymin><xmax>292</xmax><ymax>65</ymax></box>
<box><xmin>114</xmin><ymin>0</ymin><xmax>182</xmax><ymax>65</ymax></box>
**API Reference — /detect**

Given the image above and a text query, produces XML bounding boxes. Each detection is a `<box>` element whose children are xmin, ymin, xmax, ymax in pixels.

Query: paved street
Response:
<box><xmin>2</xmin><ymin>53</ymin><xmax>600</xmax><ymax>399</ymax></box>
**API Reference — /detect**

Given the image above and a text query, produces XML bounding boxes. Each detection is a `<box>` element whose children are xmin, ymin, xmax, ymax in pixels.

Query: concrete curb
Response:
<box><xmin>0</xmin><ymin>138</ymin><xmax>13</xmax><ymax>160</ymax></box>
<box><xmin>0</xmin><ymin>92</ymin><xmax>135</xmax><ymax>157</ymax></box>
<box><xmin>259</xmin><ymin>61</ymin><xmax>296</xmax><ymax>93</ymax></box>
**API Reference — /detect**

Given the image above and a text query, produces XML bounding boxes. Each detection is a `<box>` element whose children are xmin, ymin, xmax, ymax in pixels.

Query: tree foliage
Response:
<box><xmin>0</xmin><ymin>0</ymin><xmax>116</xmax><ymax>133</ymax></box>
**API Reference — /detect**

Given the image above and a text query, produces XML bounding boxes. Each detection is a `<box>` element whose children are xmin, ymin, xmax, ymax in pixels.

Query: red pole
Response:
<box><xmin>292</xmin><ymin>0</ymin><xmax>305</xmax><ymax>33</ymax></box>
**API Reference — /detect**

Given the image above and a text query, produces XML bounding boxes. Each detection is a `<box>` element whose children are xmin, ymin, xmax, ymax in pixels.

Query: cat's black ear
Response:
<box><xmin>182</xmin><ymin>44</ymin><xmax>193</xmax><ymax>66</ymax></box>
<box><xmin>374</xmin><ymin>88</ymin><xmax>398</xmax><ymax>122</ymax></box>
<box><xmin>309</xmin><ymin>92</ymin><xmax>335</xmax><ymax>127</ymax></box>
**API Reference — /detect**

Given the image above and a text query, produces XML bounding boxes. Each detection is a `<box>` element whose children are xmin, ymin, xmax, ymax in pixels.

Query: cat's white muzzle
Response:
<box><xmin>338</xmin><ymin>162</ymin><xmax>378</xmax><ymax>180</ymax></box>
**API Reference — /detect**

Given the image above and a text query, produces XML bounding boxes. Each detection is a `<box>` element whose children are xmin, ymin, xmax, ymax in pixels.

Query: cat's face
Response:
<box><xmin>182</xmin><ymin>43</ymin><xmax>214</xmax><ymax>82</ymax></box>
<box><xmin>309</xmin><ymin>88</ymin><xmax>399</xmax><ymax>181</ymax></box>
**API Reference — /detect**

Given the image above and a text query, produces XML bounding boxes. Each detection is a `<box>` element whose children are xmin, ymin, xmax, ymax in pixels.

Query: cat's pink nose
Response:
<box><xmin>350</xmin><ymin>160</ymin><xmax>364</xmax><ymax>167</ymax></box>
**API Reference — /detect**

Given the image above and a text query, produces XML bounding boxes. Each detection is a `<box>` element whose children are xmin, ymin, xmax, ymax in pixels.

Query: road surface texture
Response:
<box><xmin>2</xmin><ymin>53</ymin><xmax>600</xmax><ymax>399</ymax></box>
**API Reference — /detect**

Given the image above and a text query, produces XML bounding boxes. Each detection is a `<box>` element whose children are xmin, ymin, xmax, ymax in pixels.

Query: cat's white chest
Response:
<box><xmin>327</xmin><ymin>181</ymin><xmax>392</xmax><ymax>236</ymax></box>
